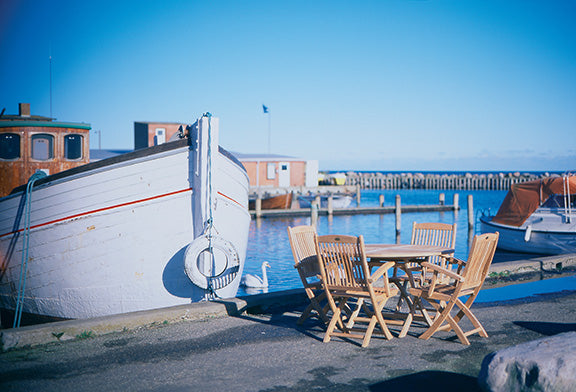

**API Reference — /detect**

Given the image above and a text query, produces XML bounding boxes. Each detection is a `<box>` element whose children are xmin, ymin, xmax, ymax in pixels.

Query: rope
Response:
<box><xmin>564</xmin><ymin>174</ymin><xmax>572</xmax><ymax>223</ymax></box>
<box><xmin>202</xmin><ymin>113</ymin><xmax>219</xmax><ymax>300</ymax></box>
<box><xmin>13</xmin><ymin>170</ymin><xmax>47</xmax><ymax>328</ymax></box>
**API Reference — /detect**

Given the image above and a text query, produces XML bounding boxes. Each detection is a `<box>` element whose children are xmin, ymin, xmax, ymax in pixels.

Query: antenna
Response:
<box><xmin>49</xmin><ymin>51</ymin><xmax>53</xmax><ymax>118</ymax></box>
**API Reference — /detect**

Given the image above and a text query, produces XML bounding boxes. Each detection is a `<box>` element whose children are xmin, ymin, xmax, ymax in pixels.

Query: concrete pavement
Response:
<box><xmin>1</xmin><ymin>286</ymin><xmax>576</xmax><ymax>391</ymax></box>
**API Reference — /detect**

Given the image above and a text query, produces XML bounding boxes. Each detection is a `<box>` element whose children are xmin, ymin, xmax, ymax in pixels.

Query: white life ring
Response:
<box><xmin>184</xmin><ymin>234</ymin><xmax>240</xmax><ymax>290</ymax></box>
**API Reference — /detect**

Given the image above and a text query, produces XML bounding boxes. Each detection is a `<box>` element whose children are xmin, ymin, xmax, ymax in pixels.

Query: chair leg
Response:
<box><xmin>374</xmin><ymin>300</ymin><xmax>394</xmax><ymax>340</ymax></box>
<box><xmin>413</xmin><ymin>296</ymin><xmax>435</xmax><ymax>326</ymax></box>
<box><xmin>419</xmin><ymin>300</ymin><xmax>457</xmax><ymax>341</ymax></box>
<box><xmin>420</xmin><ymin>297</ymin><xmax>488</xmax><ymax>345</ymax></box>
<box><xmin>394</xmin><ymin>280</ymin><xmax>411</xmax><ymax>311</ymax></box>
<box><xmin>324</xmin><ymin>299</ymin><xmax>348</xmax><ymax>343</ymax></box>
<box><xmin>441</xmin><ymin>312</ymin><xmax>471</xmax><ymax>345</ymax></box>
<box><xmin>363</xmin><ymin>316</ymin><xmax>378</xmax><ymax>348</ymax></box>
<box><xmin>297</xmin><ymin>303</ymin><xmax>315</xmax><ymax>325</ymax></box>
<box><xmin>397</xmin><ymin>307</ymin><xmax>413</xmax><ymax>338</ymax></box>
<box><xmin>297</xmin><ymin>293</ymin><xmax>330</xmax><ymax>325</ymax></box>
<box><xmin>346</xmin><ymin>298</ymin><xmax>364</xmax><ymax>329</ymax></box>
<box><xmin>454</xmin><ymin>298</ymin><xmax>488</xmax><ymax>338</ymax></box>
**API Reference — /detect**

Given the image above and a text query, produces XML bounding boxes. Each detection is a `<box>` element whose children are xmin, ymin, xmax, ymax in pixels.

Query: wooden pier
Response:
<box><xmin>335</xmin><ymin>171</ymin><xmax>546</xmax><ymax>190</ymax></box>
<box><xmin>250</xmin><ymin>192</ymin><xmax>460</xmax><ymax>221</ymax></box>
<box><xmin>249</xmin><ymin>203</ymin><xmax>457</xmax><ymax>219</ymax></box>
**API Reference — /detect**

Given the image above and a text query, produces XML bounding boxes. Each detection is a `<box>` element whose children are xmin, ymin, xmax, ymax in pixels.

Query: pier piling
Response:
<box><xmin>255</xmin><ymin>196</ymin><xmax>262</xmax><ymax>219</ymax></box>
<box><xmin>310</xmin><ymin>202</ymin><xmax>318</xmax><ymax>228</ymax></box>
<box><xmin>395</xmin><ymin>195</ymin><xmax>401</xmax><ymax>239</ymax></box>
<box><xmin>467</xmin><ymin>195</ymin><xmax>474</xmax><ymax>230</ymax></box>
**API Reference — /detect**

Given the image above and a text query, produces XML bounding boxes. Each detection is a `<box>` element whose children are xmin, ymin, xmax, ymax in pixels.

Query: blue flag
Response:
<box><xmin>262</xmin><ymin>104</ymin><xmax>269</xmax><ymax>114</ymax></box>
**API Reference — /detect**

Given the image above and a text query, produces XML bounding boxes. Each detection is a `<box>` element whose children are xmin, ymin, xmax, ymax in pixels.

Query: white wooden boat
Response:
<box><xmin>480</xmin><ymin>174</ymin><xmax>576</xmax><ymax>255</ymax></box>
<box><xmin>0</xmin><ymin>114</ymin><xmax>250</xmax><ymax>321</ymax></box>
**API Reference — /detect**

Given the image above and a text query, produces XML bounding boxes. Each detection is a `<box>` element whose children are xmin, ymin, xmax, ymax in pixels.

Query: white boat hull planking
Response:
<box><xmin>0</xmin><ymin>115</ymin><xmax>250</xmax><ymax>320</ymax></box>
<box><xmin>480</xmin><ymin>216</ymin><xmax>576</xmax><ymax>255</ymax></box>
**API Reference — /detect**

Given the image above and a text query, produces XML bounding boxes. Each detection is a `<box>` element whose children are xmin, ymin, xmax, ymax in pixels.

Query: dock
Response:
<box><xmin>250</xmin><ymin>203</ymin><xmax>457</xmax><ymax>219</ymax></box>
<box><xmin>250</xmin><ymin>187</ymin><xmax>460</xmax><ymax>219</ymax></box>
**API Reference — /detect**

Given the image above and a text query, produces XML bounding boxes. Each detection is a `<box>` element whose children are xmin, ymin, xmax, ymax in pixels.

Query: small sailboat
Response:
<box><xmin>480</xmin><ymin>174</ymin><xmax>576</xmax><ymax>255</ymax></box>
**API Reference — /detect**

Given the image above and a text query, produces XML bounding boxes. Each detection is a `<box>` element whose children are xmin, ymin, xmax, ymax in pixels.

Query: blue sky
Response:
<box><xmin>1</xmin><ymin>0</ymin><xmax>575</xmax><ymax>171</ymax></box>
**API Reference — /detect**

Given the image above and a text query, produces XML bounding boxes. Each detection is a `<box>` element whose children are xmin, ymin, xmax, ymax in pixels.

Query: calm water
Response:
<box><xmin>475</xmin><ymin>275</ymin><xmax>576</xmax><ymax>303</ymax></box>
<box><xmin>239</xmin><ymin>189</ymin><xmax>512</xmax><ymax>296</ymax></box>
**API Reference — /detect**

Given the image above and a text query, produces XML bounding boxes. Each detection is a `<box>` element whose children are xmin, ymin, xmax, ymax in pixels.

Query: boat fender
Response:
<box><xmin>184</xmin><ymin>234</ymin><xmax>240</xmax><ymax>289</ymax></box>
<box><xmin>524</xmin><ymin>225</ymin><xmax>532</xmax><ymax>242</ymax></box>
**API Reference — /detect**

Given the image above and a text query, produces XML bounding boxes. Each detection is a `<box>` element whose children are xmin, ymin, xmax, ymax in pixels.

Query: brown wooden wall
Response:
<box><xmin>242</xmin><ymin>160</ymin><xmax>308</xmax><ymax>188</ymax></box>
<box><xmin>0</xmin><ymin>127</ymin><xmax>90</xmax><ymax>197</ymax></box>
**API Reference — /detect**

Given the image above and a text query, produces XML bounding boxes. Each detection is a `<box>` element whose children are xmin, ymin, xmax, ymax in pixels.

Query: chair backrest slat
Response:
<box><xmin>288</xmin><ymin>225</ymin><xmax>319</xmax><ymax>281</ymax></box>
<box><xmin>316</xmin><ymin>235</ymin><xmax>369</xmax><ymax>291</ymax></box>
<box><xmin>411</xmin><ymin>222</ymin><xmax>457</xmax><ymax>266</ymax></box>
<box><xmin>461</xmin><ymin>232</ymin><xmax>499</xmax><ymax>289</ymax></box>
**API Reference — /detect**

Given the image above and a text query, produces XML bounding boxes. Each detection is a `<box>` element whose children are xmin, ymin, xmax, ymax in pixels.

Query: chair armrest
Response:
<box><xmin>368</xmin><ymin>261</ymin><xmax>395</xmax><ymax>283</ymax></box>
<box><xmin>441</xmin><ymin>256</ymin><xmax>463</xmax><ymax>266</ymax></box>
<box><xmin>420</xmin><ymin>261</ymin><xmax>464</xmax><ymax>282</ymax></box>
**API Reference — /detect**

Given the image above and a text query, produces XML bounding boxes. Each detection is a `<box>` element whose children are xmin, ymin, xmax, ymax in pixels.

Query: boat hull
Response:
<box><xmin>0</xmin><ymin>126</ymin><xmax>250</xmax><ymax>320</ymax></box>
<box><xmin>248</xmin><ymin>193</ymin><xmax>293</xmax><ymax>210</ymax></box>
<box><xmin>480</xmin><ymin>216</ymin><xmax>576</xmax><ymax>255</ymax></box>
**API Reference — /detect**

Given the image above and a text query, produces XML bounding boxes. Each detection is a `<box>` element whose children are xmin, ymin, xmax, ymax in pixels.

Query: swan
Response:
<box><xmin>241</xmin><ymin>262</ymin><xmax>271</xmax><ymax>288</ymax></box>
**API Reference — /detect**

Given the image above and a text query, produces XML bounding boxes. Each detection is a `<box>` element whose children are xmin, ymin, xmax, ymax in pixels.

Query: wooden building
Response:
<box><xmin>134</xmin><ymin>121</ymin><xmax>185</xmax><ymax>150</ymax></box>
<box><xmin>233</xmin><ymin>153</ymin><xmax>318</xmax><ymax>189</ymax></box>
<box><xmin>0</xmin><ymin>103</ymin><xmax>91</xmax><ymax>198</ymax></box>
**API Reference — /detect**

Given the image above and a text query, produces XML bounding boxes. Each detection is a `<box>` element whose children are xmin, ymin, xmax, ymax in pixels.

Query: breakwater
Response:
<box><xmin>330</xmin><ymin>172</ymin><xmax>547</xmax><ymax>190</ymax></box>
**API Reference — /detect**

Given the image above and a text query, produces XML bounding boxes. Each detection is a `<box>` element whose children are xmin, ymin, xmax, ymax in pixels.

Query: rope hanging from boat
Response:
<box><xmin>13</xmin><ymin>170</ymin><xmax>47</xmax><ymax>328</ymax></box>
<box><xmin>184</xmin><ymin>113</ymin><xmax>240</xmax><ymax>299</ymax></box>
<box><xmin>563</xmin><ymin>174</ymin><xmax>572</xmax><ymax>223</ymax></box>
<box><xmin>204</xmin><ymin>112</ymin><xmax>218</xmax><ymax>299</ymax></box>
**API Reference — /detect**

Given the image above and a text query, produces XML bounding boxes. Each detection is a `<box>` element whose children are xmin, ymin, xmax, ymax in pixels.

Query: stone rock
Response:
<box><xmin>478</xmin><ymin>331</ymin><xmax>576</xmax><ymax>392</ymax></box>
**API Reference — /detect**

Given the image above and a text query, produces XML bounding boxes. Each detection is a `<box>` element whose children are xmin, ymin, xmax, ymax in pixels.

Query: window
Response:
<box><xmin>267</xmin><ymin>163</ymin><xmax>276</xmax><ymax>179</ymax></box>
<box><xmin>542</xmin><ymin>194</ymin><xmax>576</xmax><ymax>209</ymax></box>
<box><xmin>0</xmin><ymin>133</ymin><xmax>20</xmax><ymax>160</ymax></box>
<box><xmin>64</xmin><ymin>134</ymin><xmax>83</xmax><ymax>160</ymax></box>
<box><xmin>154</xmin><ymin>128</ymin><xmax>166</xmax><ymax>145</ymax></box>
<box><xmin>31</xmin><ymin>134</ymin><xmax>54</xmax><ymax>160</ymax></box>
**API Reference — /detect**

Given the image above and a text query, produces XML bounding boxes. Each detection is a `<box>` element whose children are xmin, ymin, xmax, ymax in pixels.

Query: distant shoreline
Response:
<box><xmin>324</xmin><ymin>170</ymin><xmax>567</xmax><ymax>176</ymax></box>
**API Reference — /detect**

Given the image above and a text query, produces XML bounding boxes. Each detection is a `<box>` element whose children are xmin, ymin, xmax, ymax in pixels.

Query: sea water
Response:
<box><xmin>238</xmin><ymin>189</ymin><xmax>575</xmax><ymax>298</ymax></box>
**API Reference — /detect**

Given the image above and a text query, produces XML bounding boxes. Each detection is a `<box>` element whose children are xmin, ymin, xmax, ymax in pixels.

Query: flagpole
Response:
<box><xmin>49</xmin><ymin>47</ymin><xmax>53</xmax><ymax>118</ymax></box>
<box><xmin>263</xmin><ymin>105</ymin><xmax>271</xmax><ymax>154</ymax></box>
<box><xmin>267</xmin><ymin>111</ymin><xmax>271</xmax><ymax>154</ymax></box>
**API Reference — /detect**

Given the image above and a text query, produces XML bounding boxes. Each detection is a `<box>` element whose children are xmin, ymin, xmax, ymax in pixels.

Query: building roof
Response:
<box><xmin>0</xmin><ymin>108</ymin><xmax>90</xmax><ymax>130</ymax></box>
<box><xmin>134</xmin><ymin>121</ymin><xmax>185</xmax><ymax>125</ymax></box>
<box><xmin>231</xmin><ymin>152</ymin><xmax>303</xmax><ymax>161</ymax></box>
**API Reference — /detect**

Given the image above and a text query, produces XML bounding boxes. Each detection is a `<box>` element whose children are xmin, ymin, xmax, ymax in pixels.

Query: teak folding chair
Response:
<box><xmin>287</xmin><ymin>225</ymin><xmax>329</xmax><ymax>325</ymax></box>
<box><xmin>409</xmin><ymin>232</ymin><xmax>499</xmax><ymax>345</ymax></box>
<box><xmin>393</xmin><ymin>222</ymin><xmax>457</xmax><ymax>284</ymax></box>
<box><xmin>316</xmin><ymin>234</ymin><xmax>409</xmax><ymax>347</ymax></box>
<box><xmin>391</xmin><ymin>222</ymin><xmax>457</xmax><ymax>311</ymax></box>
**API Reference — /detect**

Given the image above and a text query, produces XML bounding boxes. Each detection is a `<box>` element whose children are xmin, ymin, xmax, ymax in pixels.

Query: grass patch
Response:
<box><xmin>75</xmin><ymin>330</ymin><xmax>95</xmax><ymax>340</ymax></box>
